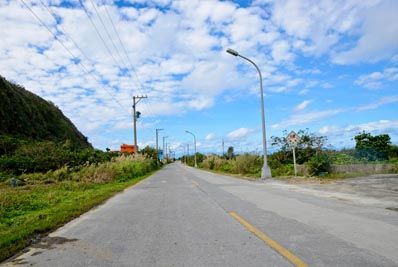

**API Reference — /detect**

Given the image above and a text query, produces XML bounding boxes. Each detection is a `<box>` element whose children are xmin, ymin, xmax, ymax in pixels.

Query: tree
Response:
<box><xmin>270</xmin><ymin>129</ymin><xmax>327</xmax><ymax>164</ymax></box>
<box><xmin>389</xmin><ymin>145</ymin><xmax>398</xmax><ymax>159</ymax></box>
<box><xmin>140</xmin><ymin>146</ymin><xmax>157</xmax><ymax>161</ymax></box>
<box><xmin>227</xmin><ymin>146</ymin><xmax>234</xmax><ymax>159</ymax></box>
<box><xmin>354</xmin><ymin>132</ymin><xmax>391</xmax><ymax>161</ymax></box>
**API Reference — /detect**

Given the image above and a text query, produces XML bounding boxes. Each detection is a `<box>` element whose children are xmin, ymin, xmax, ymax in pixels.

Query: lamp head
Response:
<box><xmin>226</xmin><ymin>48</ymin><xmax>239</xmax><ymax>56</ymax></box>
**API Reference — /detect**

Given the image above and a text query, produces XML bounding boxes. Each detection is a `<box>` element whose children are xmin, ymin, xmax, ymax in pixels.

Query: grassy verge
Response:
<box><xmin>199</xmin><ymin>164</ymin><xmax>369</xmax><ymax>184</ymax></box>
<box><xmin>0</xmin><ymin>156</ymin><xmax>160</xmax><ymax>262</ymax></box>
<box><xmin>199</xmin><ymin>167</ymin><xmax>259</xmax><ymax>181</ymax></box>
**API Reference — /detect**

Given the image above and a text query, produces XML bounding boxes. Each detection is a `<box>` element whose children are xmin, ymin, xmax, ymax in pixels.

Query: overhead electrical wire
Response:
<box><xmin>88</xmin><ymin>0</ymin><xmax>129</xmax><ymax>69</ymax></box>
<box><xmin>79</xmin><ymin>0</ymin><xmax>152</xmax><ymax>116</ymax></box>
<box><xmin>102</xmin><ymin>2</ymin><xmax>156</xmax><ymax>116</ymax></box>
<box><xmin>19</xmin><ymin>0</ymin><xmax>127</xmax><ymax>111</ymax></box>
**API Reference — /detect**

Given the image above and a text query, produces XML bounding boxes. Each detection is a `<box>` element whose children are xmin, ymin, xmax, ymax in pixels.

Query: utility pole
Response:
<box><xmin>185</xmin><ymin>130</ymin><xmax>197</xmax><ymax>167</ymax></box>
<box><xmin>182</xmin><ymin>145</ymin><xmax>186</xmax><ymax>163</ymax></box>
<box><xmin>162</xmin><ymin>136</ymin><xmax>168</xmax><ymax>162</ymax></box>
<box><xmin>132</xmin><ymin>95</ymin><xmax>147</xmax><ymax>150</ymax></box>
<box><xmin>222</xmin><ymin>138</ymin><xmax>225</xmax><ymax>156</ymax></box>
<box><xmin>169</xmin><ymin>146</ymin><xmax>172</xmax><ymax>160</ymax></box>
<box><xmin>156</xmin><ymin>128</ymin><xmax>163</xmax><ymax>162</ymax></box>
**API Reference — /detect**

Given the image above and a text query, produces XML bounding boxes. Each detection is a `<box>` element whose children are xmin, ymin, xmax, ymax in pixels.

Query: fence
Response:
<box><xmin>297</xmin><ymin>163</ymin><xmax>397</xmax><ymax>176</ymax></box>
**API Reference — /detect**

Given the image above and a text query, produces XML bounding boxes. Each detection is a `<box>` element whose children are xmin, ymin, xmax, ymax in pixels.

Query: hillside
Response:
<box><xmin>0</xmin><ymin>75</ymin><xmax>91</xmax><ymax>148</ymax></box>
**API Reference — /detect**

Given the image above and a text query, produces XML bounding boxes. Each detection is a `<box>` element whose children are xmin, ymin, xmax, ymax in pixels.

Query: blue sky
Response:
<box><xmin>0</xmin><ymin>0</ymin><xmax>397</xmax><ymax>155</ymax></box>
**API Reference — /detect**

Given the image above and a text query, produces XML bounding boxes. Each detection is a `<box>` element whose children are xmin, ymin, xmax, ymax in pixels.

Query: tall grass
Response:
<box><xmin>201</xmin><ymin>154</ymin><xmax>263</xmax><ymax>177</ymax></box>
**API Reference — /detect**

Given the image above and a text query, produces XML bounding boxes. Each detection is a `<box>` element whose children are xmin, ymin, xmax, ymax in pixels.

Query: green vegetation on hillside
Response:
<box><xmin>0</xmin><ymin>75</ymin><xmax>117</xmax><ymax>177</ymax></box>
<box><xmin>0</xmin><ymin>75</ymin><xmax>90</xmax><ymax>148</ymax></box>
<box><xmin>0</xmin><ymin>136</ymin><xmax>117</xmax><ymax>176</ymax></box>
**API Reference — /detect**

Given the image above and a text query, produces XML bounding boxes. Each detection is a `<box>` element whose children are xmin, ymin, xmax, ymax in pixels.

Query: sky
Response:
<box><xmin>0</xmin><ymin>0</ymin><xmax>397</xmax><ymax>155</ymax></box>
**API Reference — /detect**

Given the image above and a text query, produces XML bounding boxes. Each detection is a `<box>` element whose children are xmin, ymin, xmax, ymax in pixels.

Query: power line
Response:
<box><xmin>82</xmin><ymin>0</ymin><xmax>152</xmax><ymax>117</ymax></box>
<box><xmin>87</xmin><ymin>0</ymin><xmax>129</xmax><ymax>69</ymax></box>
<box><xmin>102</xmin><ymin>3</ymin><xmax>155</xmax><ymax>116</ymax></box>
<box><xmin>38</xmin><ymin>0</ymin><xmax>134</xmax><ymax>111</ymax></box>
<box><xmin>38</xmin><ymin>0</ymin><xmax>92</xmax><ymax>65</ymax></box>
<box><xmin>20</xmin><ymin>0</ymin><xmax>126</xmax><ymax>111</ymax></box>
<box><xmin>78</xmin><ymin>0</ymin><xmax>123</xmax><ymax>71</ymax></box>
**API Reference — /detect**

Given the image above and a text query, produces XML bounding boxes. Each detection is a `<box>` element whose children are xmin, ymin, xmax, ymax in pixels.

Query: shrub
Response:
<box><xmin>307</xmin><ymin>154</ymin><xmax>331</xmax><ymax>176</ymax></box>
<box><xmin>201</xmin><ymin>155</ymin><xmax>229</xmax><ymax>170</ymax></box>
<box><xmin>272</xmin><ymin>164</ymin><xmax>294</xmax><ymax>177</ymax></box>
<box><xmin>329</xmin><ymin>152</ymin><xmax>359</xmax><ymax>165</ymax></box>
<box><xmin>0</xmin><ymin>140</ymin><xmax>118</xmax><ymax>175</ymax></box>
<box><xmin>17</xmin><ymin>155</ymin><xmax>158</xmax><ymax>185</ymax></box>
<box><xmin>231</xmin><ymin>154</ymin><xmax>262</xmax><ymax>176</ymax></box>
<box><xmin>184</xmin><ymin>153</ymin><xmax>205</xmax><ymax>167</ymax></box>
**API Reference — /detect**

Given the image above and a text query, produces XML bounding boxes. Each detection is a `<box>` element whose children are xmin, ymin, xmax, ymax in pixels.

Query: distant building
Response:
<box><xmin>120</xmin><ymin>144</ymin><xmax>138</xmax><ymax>154</ymax></box>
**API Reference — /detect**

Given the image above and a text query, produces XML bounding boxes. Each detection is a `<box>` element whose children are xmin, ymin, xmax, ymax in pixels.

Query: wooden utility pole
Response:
<box><xmin>132</xmin><ymin>95</ymin><xmax>147</xmax><ymax>149</ymax></box>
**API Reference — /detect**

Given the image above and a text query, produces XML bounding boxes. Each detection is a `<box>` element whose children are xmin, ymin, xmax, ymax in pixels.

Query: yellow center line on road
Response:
<box><xmin>229</xmin><ymin>211</ymin><xmax>308</xmax><ymax>267</ymax></box>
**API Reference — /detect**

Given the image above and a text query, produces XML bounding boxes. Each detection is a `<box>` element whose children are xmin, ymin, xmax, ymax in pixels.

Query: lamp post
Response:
<box><xmin>226</xmin><ymin>48</ymin><xmax>272</xmax><ymax>179</ymax></box>
<box><xmin>185</xmin><ymin>130</ymin><xmax>197</xmax><ymax>167</ymax></box>
<box><xmin>156</xmin><ymin>128</ymin><xmax>163</xmax><ymax>162</ymax></box>
<box><xmin>162</xmin><ymin>136</ymin><xmax>168</xmax><ymax>162</ymax></box>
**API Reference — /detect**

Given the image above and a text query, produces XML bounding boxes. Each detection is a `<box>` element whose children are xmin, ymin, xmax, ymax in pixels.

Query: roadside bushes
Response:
<box><xmin>0</xmin><ymin>139</ymin><xmax>118</xmax><ymax>175</ymax></box>
<box><xmin>19</xmin><ymin>155</ymin><xmax>158</xmax><ymax>185</ymax></box>
<box><xmin>268</xmin><ymin>156</ymin><xmax>294</xmax><ymax>176</ymax></box>
<box><xmin>307</xmin><ymin>154</ymin><xmax>331</xmax><ymax>176</ymax></box>
<box><xmin>201</xmin><ymin>155</ymin><xmax>228</xmax><ymax>170</ymax></box>
<box><xmin>200</xmin><ymin>152</ymin><xmax>332</xmax><ymax>178</ymax></box>
<box><xmin>183</xmin><ymin>153</ymin><xmax>205</xmax><ymax>167</ymax></box>
<box><xmin>231</xmin><ymin>154</ymin><xmax>262</xmax><ymax>175</ymax></box>
<box><xmin>201</xmin><ymin>154</ymin><xmax>262</xmax><ymax>177</ymax></box>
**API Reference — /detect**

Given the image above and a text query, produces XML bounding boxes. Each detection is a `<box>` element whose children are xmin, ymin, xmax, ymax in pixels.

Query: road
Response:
<box><xmin>3</xmin><ymin>163</ymin><xmax>398</xmax><ymax>266</ymax></box>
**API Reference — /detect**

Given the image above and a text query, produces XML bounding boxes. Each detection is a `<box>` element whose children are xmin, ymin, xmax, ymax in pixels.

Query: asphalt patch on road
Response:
<box><xmin>386</xmin><ymin>207</ymin><xmax>398</xmax><ymax>212</ymax></box>
<box><xmin>31</xmin><ymin>236</ymin><xmax>78</xmax><ymax>250</ymax></box>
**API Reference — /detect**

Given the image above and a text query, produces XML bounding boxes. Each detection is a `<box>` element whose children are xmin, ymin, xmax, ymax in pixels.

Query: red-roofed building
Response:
<box><xmin>120</xmin><ymin>144</ymin><xmax>138</xmax><ymax>154</ymax></box>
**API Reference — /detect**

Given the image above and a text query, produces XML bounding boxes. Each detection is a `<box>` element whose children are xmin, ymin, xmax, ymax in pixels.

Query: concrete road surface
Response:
<box><xmin>3</xmin><ymin>163</ymin><xmax>398</xmax><ymax>266</ymax></box>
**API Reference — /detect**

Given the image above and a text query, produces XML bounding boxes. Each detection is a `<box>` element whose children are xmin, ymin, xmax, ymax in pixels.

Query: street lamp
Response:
<box><xmin>185</xmin><ymin>130</ymin><xmax>197</xmax><ymax>167</ymax></box>
<box><xmin>156</xmin><ymin>128</ymin><xmax>163</xmax><ymax>162</ymax></box>
<box><xmin>226</xmin><ymin>48</ymin><xmax>272</xmax><ymax>179</ymax></box>
<box><xmin>162</xmin><ymin>136</ymin><xmax>168</xmax><ymax>162</ymax></box>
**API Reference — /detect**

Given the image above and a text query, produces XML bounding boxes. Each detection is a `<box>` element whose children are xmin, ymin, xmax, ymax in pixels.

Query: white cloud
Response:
<box><xmin>257</xmin><ymin>0</ymin><xmax>398</xmax><ymax>64</ymax></box>
<box><xmin>294</xmin><ymin>100</ymin><xmax>311</xmax><ymax>111</ymax></box>
<box><xmin>298</xmin><ymin>89</ymin><xmax>309</xmax><ymax>95</ymax></box>
<box><xmin>271</xmin><ymin>40</ymin><xmax>293</xmax><ymax>63</ymax></box>
<box><xmin>1</xmin><ymin>0</ymin><xmax>397</xmax><ymax>149</ymax></box>
<box><xmin>227</xmin><ymin>127</ymin><xmax>255</xmax><ymax>140</ymax></box>
<box><xmin>356</xmin><ymin>95</ymin><xmax>398</xmax><ymax>111</ymax></box>
<box><xmin>205</xmin><ymin>133</ymin><xmax>216</xmax><ymax>141</ymax></box>
<box><xmin>332</xmin><ymin>1</ymin><xmax>398</xmax><ymax>64</ymax></box>
<box><xmin>319</xmin><ymin>120</ymin><xmax>398</xmax><ymax>136</ymax></box>
<box><xmin>272</xmin><ymin>109</ymin><xmax>343</xmax><ymax>129</ymax></box>
<box><xmin>355</xmin><ymin>67</ymin><xmax>398</xmax><ymax>89</ymax></box>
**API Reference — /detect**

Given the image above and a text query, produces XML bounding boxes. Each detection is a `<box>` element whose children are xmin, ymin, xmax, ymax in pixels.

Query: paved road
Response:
<box><xmin>4</xmin><ymin>163</ymin><xmax>398</xmax><ymax>266</ymax></box>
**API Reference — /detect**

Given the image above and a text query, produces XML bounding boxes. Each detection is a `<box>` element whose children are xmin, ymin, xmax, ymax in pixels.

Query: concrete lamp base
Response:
<box><xmin>261</xmin><ymin>164</ymin><xmax>272</xmax><ymax>179</ymax></box>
